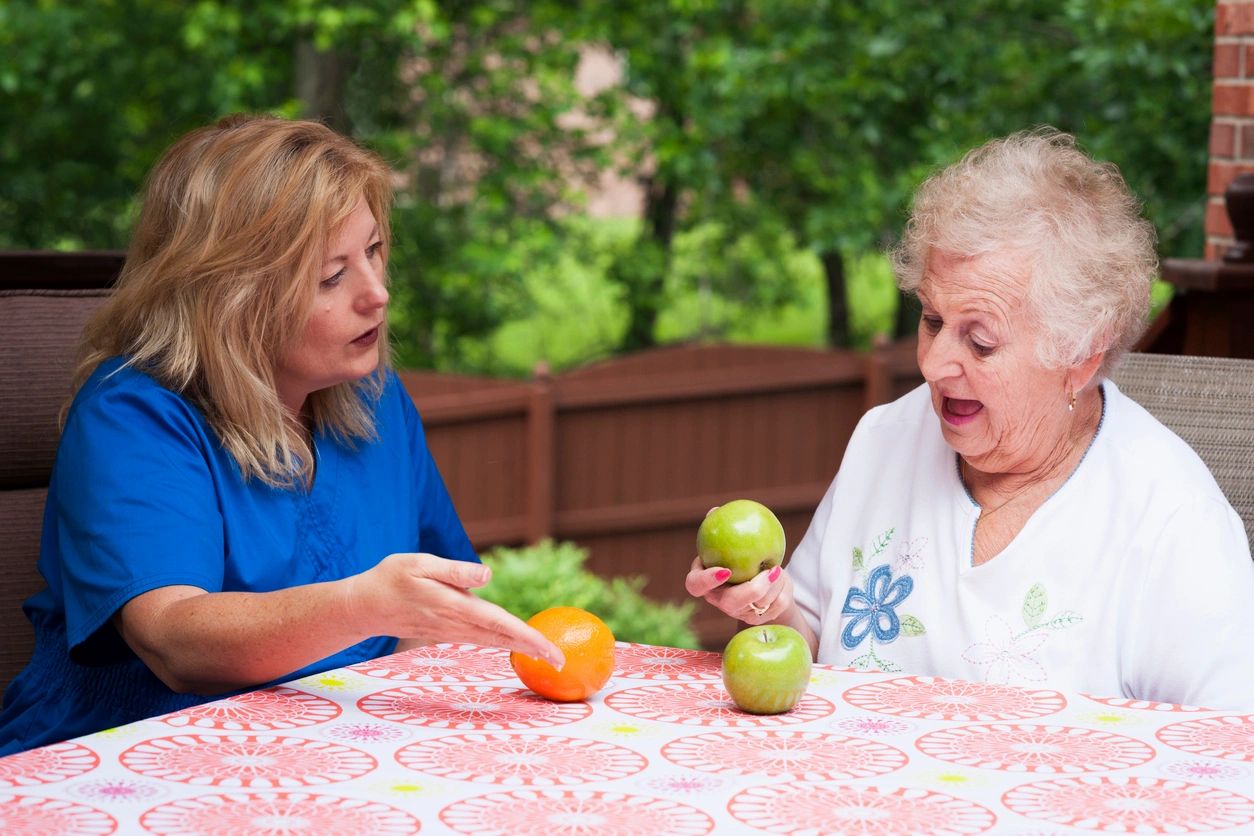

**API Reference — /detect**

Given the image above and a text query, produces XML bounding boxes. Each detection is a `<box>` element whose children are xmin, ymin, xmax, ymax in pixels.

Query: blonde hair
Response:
<box><xmin>890</xmin><ymin>128</ymin><xmax>1158</xmax><ymax>377</ymax></box>
<box><xmin>73</xmin><ymin>113</ymin><xmax>394</xmax><ymax>488</ymax></box>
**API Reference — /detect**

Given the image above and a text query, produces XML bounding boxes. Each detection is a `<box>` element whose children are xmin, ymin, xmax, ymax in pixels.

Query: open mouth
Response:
<box><xmin>942</xmin><ymin>396</ymin><xmax>983</xmax><ymax>425</ymax></box>
<box><xmin>352</xmin><ymin>326</ymin><xmax>380</xmax><ymax>346</ymax></box>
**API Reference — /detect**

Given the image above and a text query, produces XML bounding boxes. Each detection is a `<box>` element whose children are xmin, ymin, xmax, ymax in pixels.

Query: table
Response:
<box><xmin>1</xmin><ymin>643</ymin><xmax>1252</xmax><ymax>834</ymax></box>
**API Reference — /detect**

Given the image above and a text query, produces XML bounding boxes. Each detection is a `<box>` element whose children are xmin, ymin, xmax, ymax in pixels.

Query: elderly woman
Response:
<box><xmin>688</xmin><ymin>129</ymin><xmax>1254</xmax><ymax>709</ymax></box>
<box><xmin>0</xmin><ymin>115</ymin><xmax>563</xmax><ymax>754</ymax></box>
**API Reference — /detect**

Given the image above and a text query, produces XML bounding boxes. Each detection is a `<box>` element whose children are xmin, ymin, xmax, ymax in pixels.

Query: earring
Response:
<box><xmin>1068</xmin><ymin>389</ymin><xmax>1076</xmax><ymax>412</ymax></box>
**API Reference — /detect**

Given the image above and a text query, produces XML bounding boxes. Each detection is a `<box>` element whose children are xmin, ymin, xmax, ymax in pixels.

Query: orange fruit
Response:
<box><xmin>510</xmin><ymin>606</ymin><xmax>616</xmax><ymax>702</ymax></box>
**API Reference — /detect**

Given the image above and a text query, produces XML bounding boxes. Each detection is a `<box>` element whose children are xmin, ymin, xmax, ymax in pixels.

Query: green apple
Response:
<box><xmin>721</xmin><ymin>624</ymin><xmax>812</xmax><ymax>715</ymax></box>
<box><xmin>697</xmin><ymin>499</ymin><xmax>786</xmax><ymax>584</ymax></box>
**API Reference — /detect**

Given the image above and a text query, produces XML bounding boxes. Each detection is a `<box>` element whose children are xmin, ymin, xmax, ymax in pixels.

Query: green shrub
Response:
<box><xmin>476</xmin><ymin>539</ymin><xmax>699</xmax><ymax>649</ymax></box>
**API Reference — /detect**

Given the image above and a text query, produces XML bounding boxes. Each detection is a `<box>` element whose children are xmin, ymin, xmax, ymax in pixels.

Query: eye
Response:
<box><xmin>920</xmin><ymin>315</ymin><xmax>942</xmax><ymax>334</ymax></box>
<box><xmin>970</xmin><ymin>339</ymin><xmax>995</xmax><ymax>357</ymax></box>
<box><xmin>320</xmin><ymin>268</ymin><xmax>345</xmax><ymax>289</ymax></box>
<box><xmin>366</xmin><ymin>240</ymin><xmax>383</xmax><ymax>260</ymax></box>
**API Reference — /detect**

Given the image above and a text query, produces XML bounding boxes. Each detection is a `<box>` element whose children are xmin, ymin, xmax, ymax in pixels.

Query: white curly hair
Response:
<box><xmin>890</xmin><ymin>127</ymin><xmax>1159</xmax><ymax>377</ymax></box>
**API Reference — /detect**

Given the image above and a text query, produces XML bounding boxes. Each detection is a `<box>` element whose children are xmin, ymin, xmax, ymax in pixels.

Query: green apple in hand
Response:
<box><xmin>697</xmin><ymin>499</ymin><xmax>786</xmax><ymax>584</ymax></box>
<box><xmin>722</xmin><ymin>624</ymin><xmax>812</xmax><ymax>715</ymax></box>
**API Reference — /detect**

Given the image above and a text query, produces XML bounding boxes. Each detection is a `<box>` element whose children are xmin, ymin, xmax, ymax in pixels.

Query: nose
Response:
<box><xmin>356</xmin><ymin>260</ymin><xmax>389</xmax><ymax>311</ymax></box>
<box><xmin>917</xmin><ymin>328</ymin><xmax>961</xmax><ymax>383</ymax></box>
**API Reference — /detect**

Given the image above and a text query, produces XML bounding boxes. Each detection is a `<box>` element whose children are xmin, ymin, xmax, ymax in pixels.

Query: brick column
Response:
<box><xmin>1208</xmin><ymin>1</ymin><xmax>1254</xmax><ymax>259</ymax></box>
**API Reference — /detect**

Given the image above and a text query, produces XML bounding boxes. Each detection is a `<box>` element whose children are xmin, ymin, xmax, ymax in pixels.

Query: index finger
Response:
<box><xmin>685</xmin><ymin>556</ymin><xmax>733</xmax><ymax>597</ymax></box>
<box><xmin>476</xmin><ymin>600</ymin><xmax>566</xmax><ymax>669</ymax></box>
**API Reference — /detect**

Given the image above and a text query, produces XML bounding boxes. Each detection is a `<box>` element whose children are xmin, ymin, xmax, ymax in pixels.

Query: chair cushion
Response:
<box><xmin>0</xmin><ymin>290</ymin><xmax>111</xmax><ymax>490</ymax></box>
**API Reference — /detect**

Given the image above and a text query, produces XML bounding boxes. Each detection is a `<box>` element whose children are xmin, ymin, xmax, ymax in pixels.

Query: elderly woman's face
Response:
<box><xmin>915</xmin><ymin>249</ymin><xmax>1072</xmax><ymax>474</ymax></box>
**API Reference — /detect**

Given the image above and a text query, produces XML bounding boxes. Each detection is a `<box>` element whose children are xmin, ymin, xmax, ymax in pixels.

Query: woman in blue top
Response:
<box><xmin>0</xmin><ymin>114</ymin><xmax>563</xmax><ymax>754</ymax></box>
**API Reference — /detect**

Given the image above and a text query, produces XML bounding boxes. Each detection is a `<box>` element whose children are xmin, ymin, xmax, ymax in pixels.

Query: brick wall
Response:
<box><xmin>1209</xmin><ymin>1</ymin><xmax>1254</xmax><ymax>258</ymax></box>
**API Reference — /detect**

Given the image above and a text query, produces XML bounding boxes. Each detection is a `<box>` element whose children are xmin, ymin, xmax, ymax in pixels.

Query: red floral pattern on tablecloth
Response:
<box><xmin>1156</xmin><ymin>715</ymin><xmax>1254</xmax><ymax>763</ymax></box>
<box><xmin>358</xmin><ymin>685</ymin><xmax>591</xmax><ymax>730</ymax></box>
<box><xmin>1162</xmin><ymin>760</ymin><xmax>1249</xmax><ymax>782</ymax></box>
<box><xmin>395</xmin><ymin>733</ymin><xmax>646</xmax><ymax>786</ymax></box>
<box><xmin>68</xmin><ymin>779</ymin><xmax>166</xmax><ymax>805</ymax></box>
<box><xmin>349</xmin><ymin>643</ymin><xmax>513</xmax><ymax>683</ymax></box>
<box><xmin>604</xmin><ymin>682</ymin><xmax>834</xmax><ymax>727</ymax></box>
<box><xmin>138</xmin><ymin>791</ymin><xmax>421</xmax><ymax>835</ymax></box>
<box><xmin>1002</xmin><ymin>776</ymin><xmax>1254</xmax><ymax>832</ymax></box>
<box><xmin>0</xmin><ymin>741</ymin><xmax>99</xmax><ymax>787</ymax></box>
<box><xmin>162</xmin><ymin>687</ymin><xmax>341</xmax><ymax>731</ymax></box>
<box><xmin>320</xmin><ymin>722</ymin><xmax>411</xmax><ymax>744</ymax></box>
<box><xmin>660</xmin><ymin>730</ymin><xmax>909</xmax><ymax>781</ymax></box>
<box><xmin>439</xmin><ymin>789</ymin><xmax>713</xmax><ymax>835</ymax></box>
<box><xmin>0</xmin><ymin>794</ymin><xmax>116</xmax><ymax>834</ymax></box>
<box><xmin>727</xmin><ymin>782</ymin><xmax>997</xmax><ymax>834</ymax></box>
<box><xmin>119</xmin><ymin>735</ymin><xmax>376</xmax><ymax>788</ymax></box>
<box><xmin>833</xmin><ymin>716</ymin><xmax>914</xmax><ymax>736</ymax></box>
<box><xmin>613</xmin><ymin>644</ymin><xmax>721</xmax><ymax>681</ymax></box>
<box><xmin>1083</xmin><ymin>694</ymin><xmax>1212</xmax><ymax>712</ymax></box>
<box><xmin>843</xmin><ymin>677</ymin><xmax>1066</xmax><ymax>721</ymax></box>
<box><xmin>915</xmin><ymin>724</ymin><xmax>1156</xmax><ymax>773</ymax></box>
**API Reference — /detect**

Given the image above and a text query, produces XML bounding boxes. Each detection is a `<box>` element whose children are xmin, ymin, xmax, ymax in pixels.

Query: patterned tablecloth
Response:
<box><xmin>0</xmin><ymin>642</ymin><xmax>1252</xmax><ymax>835</ymax></box>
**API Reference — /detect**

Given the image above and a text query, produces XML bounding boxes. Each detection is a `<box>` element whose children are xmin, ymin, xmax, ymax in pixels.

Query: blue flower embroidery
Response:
<box><xmin>840</xmin><ymin>564</ymin><xmax>914</xmax><ymax>650</ymax></box>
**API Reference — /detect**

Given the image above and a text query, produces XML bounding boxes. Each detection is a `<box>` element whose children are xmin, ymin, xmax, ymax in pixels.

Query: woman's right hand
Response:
<box><xmin>684</xmin><ymin>555</ymin><xmax>794</xmax><ymax>626</ymax></box>
<box><xmin>343</xmin><ymin>553</ymin><xmax>565</xmax><ymax>669</ymax></box>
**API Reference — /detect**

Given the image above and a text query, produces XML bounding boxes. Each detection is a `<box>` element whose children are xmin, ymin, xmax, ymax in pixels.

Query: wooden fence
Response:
<box><xmin>402</xmin><ymin>339</ymin><xmax>923</xmax><ymax>647</ymax></box>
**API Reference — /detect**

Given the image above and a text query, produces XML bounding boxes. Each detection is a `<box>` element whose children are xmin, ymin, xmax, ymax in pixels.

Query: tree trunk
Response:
<box><xmin>893</xmin><ymin>288</ymin><xmax>921</xmax><ymax>339</ymax></box>
<box><xmin>620</xmin><ymin>172</ymin><xmax>679</xmax><ymax>352</ymax></box>
<box><xmin>295</xmin><ymin>40</ymin><xmax>351</xmax><ymax>134</ymax></box>
<box><xmin>820</xmin><ymin>248</ymin><xmax>850</xmax><ymax>348</ymax></box>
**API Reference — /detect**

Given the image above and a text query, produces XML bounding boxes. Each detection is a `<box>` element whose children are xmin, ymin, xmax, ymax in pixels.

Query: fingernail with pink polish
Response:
<box><xmin>767</xmin><ymin>566</ymin><xmax>782</xmax><ymax>583</ymax></box>
<box><xmin>714</xmin><ymin>568</ymin><xmax>732</xmax><ymax>582</ymax></box>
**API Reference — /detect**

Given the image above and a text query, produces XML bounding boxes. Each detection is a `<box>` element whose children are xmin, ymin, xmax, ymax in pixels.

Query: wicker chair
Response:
<box><xmin>1111</xmin><ymin>352</ymin><xmax>1254</xmax><ymax>552</ymax></box>
<box><xmin>0</xmin><ymin>254</ymin><xmax>120</xmax><ymax>696</ymax></box>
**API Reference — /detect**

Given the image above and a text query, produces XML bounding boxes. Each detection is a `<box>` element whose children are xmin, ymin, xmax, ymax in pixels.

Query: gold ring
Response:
<box><xmin>747</xmin><ymin>602</ymin><xmax>768</xmax><ymax>617</ymax></box>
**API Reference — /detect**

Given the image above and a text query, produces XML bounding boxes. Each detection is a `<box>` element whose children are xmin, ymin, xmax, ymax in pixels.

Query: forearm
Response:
<box><xmin>117</xmin><ymin>580</ymin><xmax>369</xmax><ymax>695</ymax></box>
<box><xmin>775</xmin><ymin>604</ymin><xmax>819</xmax><ymax>659</ymax></box>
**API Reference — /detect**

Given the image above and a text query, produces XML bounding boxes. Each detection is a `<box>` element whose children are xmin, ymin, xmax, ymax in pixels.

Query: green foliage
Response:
<box><xmin>476</xmin><ymin>540</ymin><xmax>700</xmax><ymax>649</ymax></box>
<box><xmin>0</xmin><ymin>0</ymin><xmax>296</xmax><ymax>248</ymax></box>
<box><xmin>1</xmin><ymin>0</ymin><xmax>1215</xmax><ymax>367</ymax></box>
<box><xmin>477</xmin><ymin>219</ymin><xmax>898</xmax><ymax>376</ymax></box>
<box><xmin>0</xmin><ymin>0</ymin><xmax>596</xmax><ymax>373</ymax></box>
<box><xmin>575</xmin><ymin>0</ymin><xmax>1213</xmax><ymax>347</ymax></box>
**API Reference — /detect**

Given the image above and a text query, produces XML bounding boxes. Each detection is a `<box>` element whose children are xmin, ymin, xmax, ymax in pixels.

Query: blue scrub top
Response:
<box><xmin>0</xmin><ymin>358</ymin><xmax>477</xmax><ymax>755</ymax></box>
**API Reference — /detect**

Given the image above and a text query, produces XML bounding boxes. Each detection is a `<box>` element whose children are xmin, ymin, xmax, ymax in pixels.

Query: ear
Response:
<box><xmin>1068</xmin><ymin>350</ymin><xmax>1106</xmax><ymax>394</ymax></box>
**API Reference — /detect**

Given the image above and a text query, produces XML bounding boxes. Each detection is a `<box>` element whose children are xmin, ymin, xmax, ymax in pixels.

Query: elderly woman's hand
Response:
<box><xmin>344</xmin><ymin>553</ymin><xmax>565</xmax><ymax>669</ymax></box>
<box><xmin>684</xmin><ymin>555</ymin><xmax>792</xmax><ymax>626</ymax></box>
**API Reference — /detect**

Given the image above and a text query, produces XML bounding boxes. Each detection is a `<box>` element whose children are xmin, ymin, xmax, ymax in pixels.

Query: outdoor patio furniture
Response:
<box><xmin>1112</xmin><ymin>351</ymin><xmax>1254</xmax><ymax>552</ymax></box>
<box><xmin>0</xmin><ymin>254</ymin><xmax>120</xmax><ymax>695</ymax></box>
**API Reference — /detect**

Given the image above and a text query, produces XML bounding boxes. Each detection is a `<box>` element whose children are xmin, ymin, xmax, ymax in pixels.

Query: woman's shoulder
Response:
<box><xmin>1096</xmin><ymin>378</ymin><xmax>1228</xmax><ymax>500</ymax></box>
<box><xmin>55</xmin><ymin>360</ymin><xmax>224</xmax><ymax>493</ymax></box>
<box><xmin>70</xmin><ymin>358</ymin><xmax>195</xmax><ymax>419</ymax></box>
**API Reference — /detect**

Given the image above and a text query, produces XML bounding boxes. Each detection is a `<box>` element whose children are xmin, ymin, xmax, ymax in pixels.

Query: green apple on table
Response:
<box><xmin>721</xmin><ymin>624</ymin><xmax>812</xmax><ymax>714</ymax></box>
<box><xmin>697</xmin><ymin>498</ymin><xmax>786</xmax><ymax>585</ymax></box>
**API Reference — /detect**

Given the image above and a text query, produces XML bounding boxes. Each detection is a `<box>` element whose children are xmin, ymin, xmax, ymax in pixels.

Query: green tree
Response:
<box><xmin>579</xmin><ymin>0</ymin><xmax>1212</xmax><ymax>347</ymax></box>
<box><xmin>0</xmin><ymin>0</ymin><xmax>598</xmax><ymax>371</ymax></box>
<box><xmin>330</xmin><ymin>1</ymin><xmax>604</xmax><ymax>369</ymax></box>
<box><xmin>0</xmin><ymin>1</ymin><xmax>295</xmax><ymax>248</ymax></box>
<box><xmin>3</xmin><ymin>1</ymin><xmax>1215</xmax><ymax>359</ymax></box>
